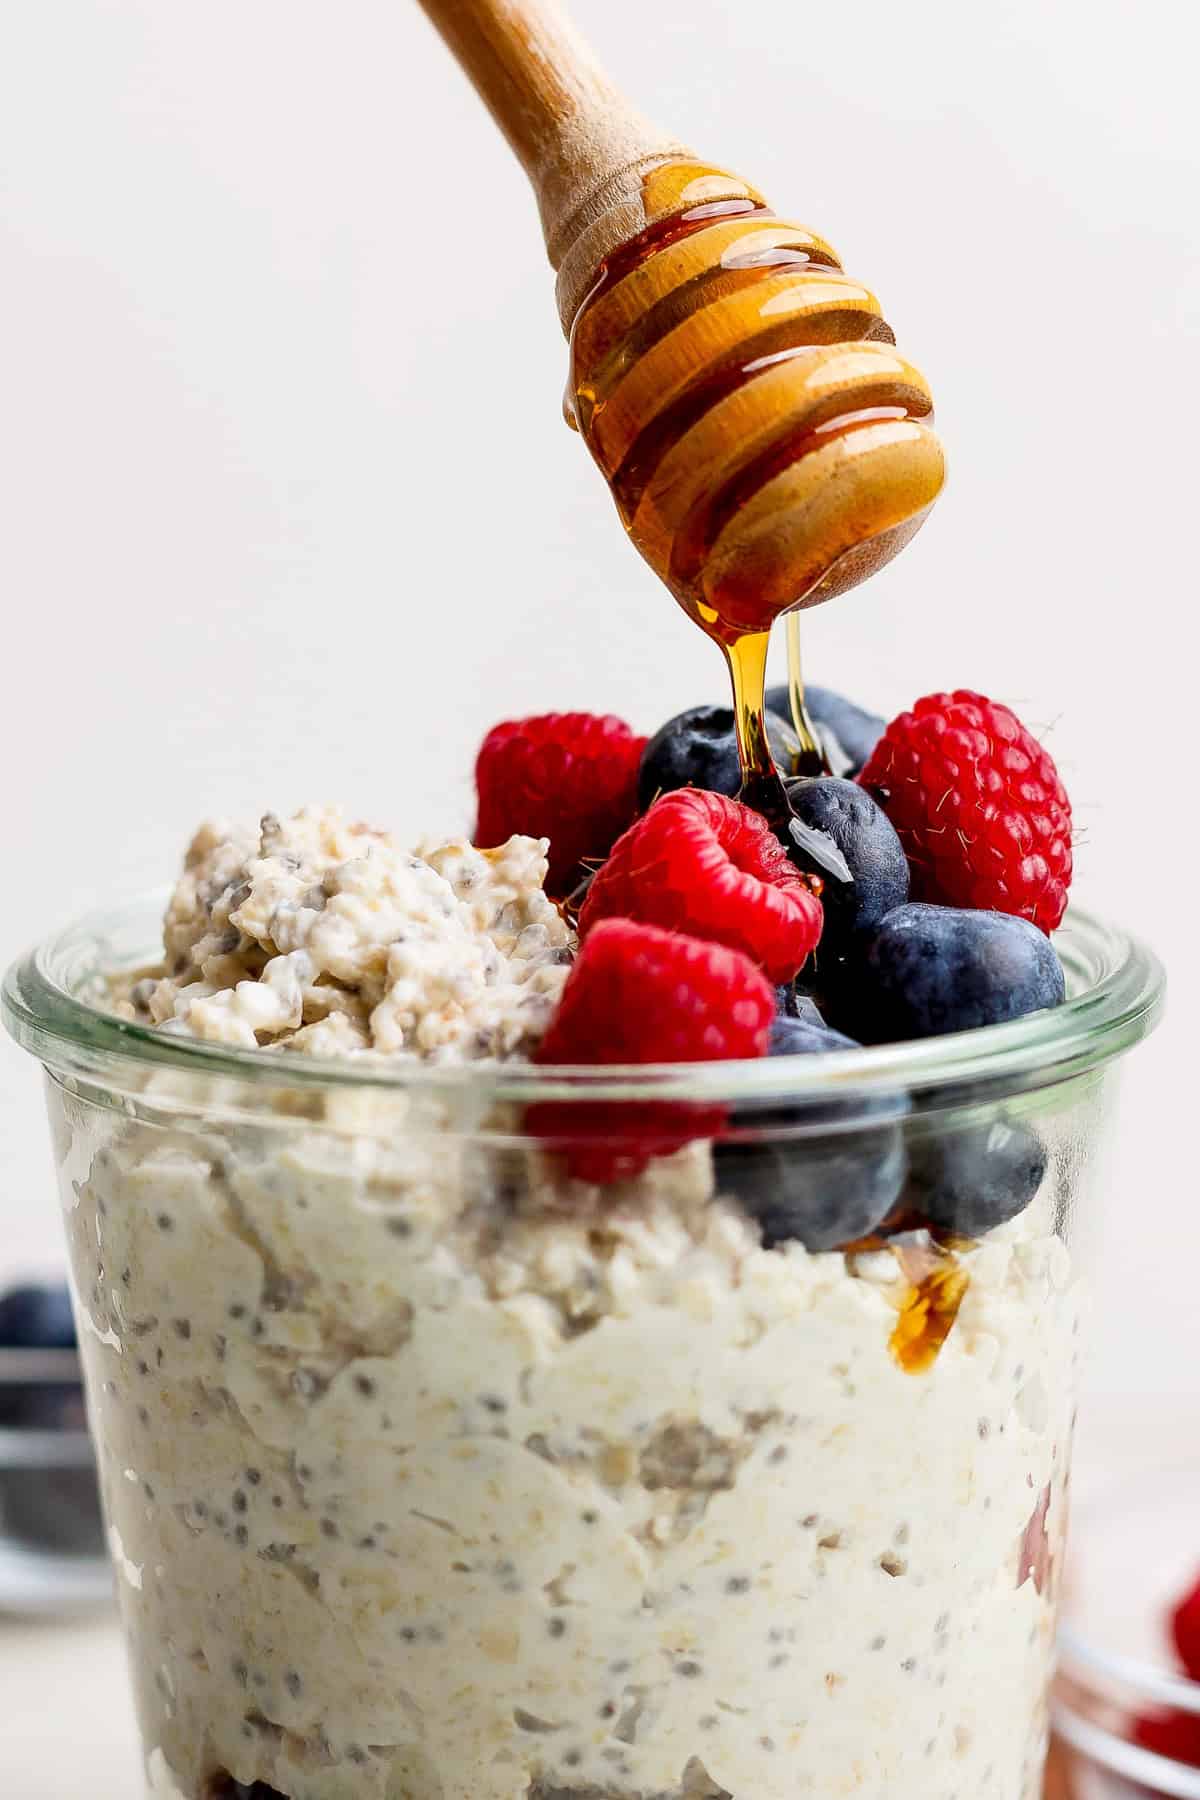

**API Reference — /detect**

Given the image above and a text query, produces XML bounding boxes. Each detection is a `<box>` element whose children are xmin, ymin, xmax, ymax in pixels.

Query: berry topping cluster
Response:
<box><xmin>472</xmin><ymin>678</ymin><xmax>1075</xmax><ymax>1227</ymax></box>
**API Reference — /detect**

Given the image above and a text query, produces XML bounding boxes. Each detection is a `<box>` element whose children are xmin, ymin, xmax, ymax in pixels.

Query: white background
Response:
<box><xmin>0</xmin><ymin>3</ymin><xmax>1195</xmax><ymax>1408</ymax></box>
<box><xmin>0</xmin><ymin>2</ymin><xmax>1196</xmax><ymax>1791</ymax></box>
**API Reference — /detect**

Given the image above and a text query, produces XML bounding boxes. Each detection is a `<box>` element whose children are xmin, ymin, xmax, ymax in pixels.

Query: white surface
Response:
<box><xmin>0</xmin><ymin>1612</ymin><xmax>139</xmax><ymax>1797</ymax></box>
<box><xmin>0</xmin><ymin>10</ymin><xmax>1195</xmax><ymax>1780</ymax></box>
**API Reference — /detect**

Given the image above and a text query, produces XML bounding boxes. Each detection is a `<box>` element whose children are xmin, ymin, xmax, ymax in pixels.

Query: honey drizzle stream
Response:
<box><xmin>785</xmin><ymin>611</ymin><xmax>823</xmax><ymax>770</ymax></box>
<box><xmin>720</xmin><ymin>629</ymin><xmax>776</xmax><ymax>804</ymax></box>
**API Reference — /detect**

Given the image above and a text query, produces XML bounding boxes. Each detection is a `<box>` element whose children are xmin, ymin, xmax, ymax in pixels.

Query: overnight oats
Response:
<box><xmin>3</xmin><ymin>695</ymin><xmax>1163</xmax><ymax>1800</ymax></box>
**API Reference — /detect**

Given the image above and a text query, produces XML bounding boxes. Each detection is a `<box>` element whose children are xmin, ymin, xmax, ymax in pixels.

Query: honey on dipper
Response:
<box><xmin>564</xmin><ymin>156</ymin><xmax>945</xmax><ymax>810</ymax></box>
<box><xmin>414</xmin><ymin>0</ymin><xmax>945</xmax><ymax>809</ymax></box>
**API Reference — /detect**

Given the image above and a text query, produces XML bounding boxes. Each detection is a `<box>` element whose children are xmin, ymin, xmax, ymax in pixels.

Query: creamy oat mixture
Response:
<box><xmin>112</xmin><ymin>807</ymin><xmax>573</xmax><ymax>1062</ymax></box>
<box><xmin>56</xmin><ymin>810</ymin><xmax>1079</xmax><ymax>1800</ymax></box>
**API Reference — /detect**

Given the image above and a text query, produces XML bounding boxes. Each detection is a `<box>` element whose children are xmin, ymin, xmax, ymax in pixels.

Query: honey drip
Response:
<box><xmin>566</xmin><ymin>157</ymin><xmax>945</xmax><ymax>809</ymax></box>
<box><xmin>784</xmin><ymin>610</ymin><xmax>823</xmax><ymax>772</ymax></box>
<box><xmin>887</xmin><ymin>1236</ymin><xmax>971</xmax><ymax>1375</ymax></box>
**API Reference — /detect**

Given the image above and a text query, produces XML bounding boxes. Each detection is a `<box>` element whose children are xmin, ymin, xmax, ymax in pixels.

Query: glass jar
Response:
<box><xmin>3</xmin><ymin>896</ymin><xmax>1163</xmax><ymax>1800</ymax></box>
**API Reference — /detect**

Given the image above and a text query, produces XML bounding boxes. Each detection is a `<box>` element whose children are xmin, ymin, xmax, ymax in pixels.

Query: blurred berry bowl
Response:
<box><xmin>1054</xmin><ymin>1463</ymin><xmax>1200</xmax><ymax>1798</ymax></box>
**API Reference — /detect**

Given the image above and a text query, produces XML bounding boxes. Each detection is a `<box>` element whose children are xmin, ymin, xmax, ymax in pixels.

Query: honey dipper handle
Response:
<box><xmin>414</xmin><ymin>0</ymin><xmax>688</xmax><ymax>319</ymax></box>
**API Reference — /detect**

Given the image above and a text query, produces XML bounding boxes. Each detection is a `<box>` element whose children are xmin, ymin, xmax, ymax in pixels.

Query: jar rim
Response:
<box><xmin>2</xmin><ymin>889</ymin><xmax>1165</xmax><ymax>1105</ymax></box>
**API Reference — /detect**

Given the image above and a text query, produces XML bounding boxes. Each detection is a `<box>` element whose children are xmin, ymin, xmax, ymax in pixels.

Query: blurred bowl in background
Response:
<box><xmin>0</xmin><ymin>1283</ymin><xmax>111</xmax><ymax>1617</ymax></box>
<box><xmin>1055</xmin><ymin>1462</ymin><xmax>1200</xmax><ymax>1798</ymax></box>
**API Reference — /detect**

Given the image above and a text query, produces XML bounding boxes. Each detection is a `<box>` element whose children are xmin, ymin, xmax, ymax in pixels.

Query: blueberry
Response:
<box><xmin>716</xmin><ymin>1023</ymin><xmax>907</xmax><ymax>1250</ymax></box>
<box><xmin>637</xmin><ymin>704</ymin><xmax>801</xmax><ymax>811</ymax></box>
<box><xmin>783</xmin><ymin>777</ymin><xmax>909</xmax><ymax>955</ymax></box>
<box><xmin>718</xmin><ymin>1100</ymin><xmax>907</xmax><ymax>1251</ymax></box>
<box><xmin>765</xmin><ymin>683</ymin><xmax>885</xmax><ymax>776</ymax></box>
<box><xmin>905</xmin><ymin>1118</ymin><xmax>1047</xmax><ymax>1238</ymax></box>
<box><xmin>852</xmin><ymin>904</ymin><xmax>1066</xmax><ymax>1042</ymax></box>
<box><xmin>0</xmin><ymin>1283</ymin><xmax>76</xmax><ymax>1348</ymax></box>
<box><xmin>768</xmin><ymin>1014</ymin><xmax>859</xmax><ymax>1056</ymax></box>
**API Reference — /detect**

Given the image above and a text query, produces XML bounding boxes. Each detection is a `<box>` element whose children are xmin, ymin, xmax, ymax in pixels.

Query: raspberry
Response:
<box><xmin>1133</xmin><ymin>1708</ymin><xmax>1200</xmax><ymax>1768</ymax></box>
<box><xmin>474</xmin><ymin>713</ymin><xmax>647</xmax><ymax>898</ymax></box>
<box><xmin>1172</xmin><ymin>1571</ymin><xmax>1200</xmax><ymax>1679</ymax></box>
<box><xmin>858</xmin><ymin>691</ymin><xmax>1072</xmax><ymax>931</ymax></box>
<box><xmin>578</xmin><ymin>790</ymin><xmax>823</xmax><ymax>984</ymax></box>
<box><xmin>530</xmin><ymin>918</ymin><xmax>774</xmax><ymax>1182</ymax></box>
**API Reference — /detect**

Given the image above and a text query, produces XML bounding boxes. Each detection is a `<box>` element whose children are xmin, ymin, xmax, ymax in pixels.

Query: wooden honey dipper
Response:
<box><xmin>418</xmin><ymin>0</ymin><xmax>946</xmax><ymax>804</ymax></box>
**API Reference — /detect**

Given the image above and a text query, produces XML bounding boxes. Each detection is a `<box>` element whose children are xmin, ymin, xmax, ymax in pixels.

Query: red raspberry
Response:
<box><xmin>1133</xmin><ymin>1708</ymin><xmax>1200</xmax><ymax>1768</ymax></box>
<box><xmin>578</xmin><ymin>790</ymin><xmax>823</xmax><ymax>984</ymax></box>
<box><xmin>530</xmin><ymin>917</ymin><xmax>774</xmax><ymax>1182</ymax></box>
<box><xmin>858</xmin><ymin>690</ymin><xmax>1072</xmax><ymax>931</ymax></box>
<box><xmin>474</xmin><ymin>712</ymin><xmax>647</xmax><ymax>898</ymax></box>
<box><xmin>1172</xmin><ymin>1571</ymin><xmax>1200</xmax><ymax>1679</ymax></box>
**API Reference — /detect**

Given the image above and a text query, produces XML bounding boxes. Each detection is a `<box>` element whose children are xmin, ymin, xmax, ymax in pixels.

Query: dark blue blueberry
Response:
<box><xmin>905</xmin><ymin>1118</ymin><xmax>1047</xmax><ymax>1238</ymax></box>
<box><xmin>852</xmin><ymin>904</ymin><xmax>1066</xmax><ymax>1043</ymax></box>
<box><xmin>765</xmin><ymin>683</ymin><xmax>885</xmax><ymax>776</ymax></box>
<box><xmin>718</xmin><ymin>1100</ymin><xmax>907</xmax><ymax>1251</ymax></box>
<box><xmin>716</xmin><ymin>1022</ymin><xmax>907</xmax><ymax>1250</ymax></box>
<box><xmin>783</xmin><ymin>777</ymin><xmax>909</xmax><ymax>954</ymax></box>
<box><xmin>637</xmin><ymin>705</ymin><xmax>801</xmax><ymax>811</ymax></box>
<box><xmin>768</xmin><ymin>1014</ymin><xmax>859</xmax><ymax>1056</ymax></box>
<box><xmin>0</xmin><ymin>1282</ymin><xmax>76</xmax><ymax>1348</ymax></box>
